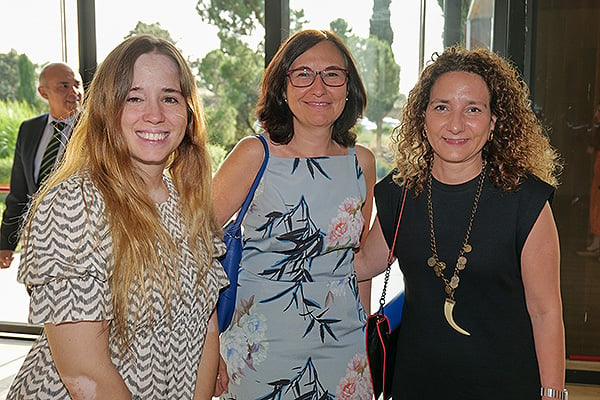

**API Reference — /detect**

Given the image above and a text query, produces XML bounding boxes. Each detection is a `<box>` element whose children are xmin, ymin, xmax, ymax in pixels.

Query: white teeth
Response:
<box><xmin>137</xmin><ymin>131</ymin><xmax>168</xmax><ymax>141</ymax></box>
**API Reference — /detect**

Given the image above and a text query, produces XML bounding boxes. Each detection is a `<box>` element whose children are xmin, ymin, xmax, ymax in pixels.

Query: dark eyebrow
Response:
<box><xmin>429</xmin><ymin>98</ymin><xmax>489</xmax><ymax>108</ymax></box>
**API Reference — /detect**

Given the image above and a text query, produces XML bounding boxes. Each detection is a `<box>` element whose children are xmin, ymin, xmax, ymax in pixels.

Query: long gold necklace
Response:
<box><xmin>426</xmin><ymin>162</ymin><xmax>486</xmax><ymax>336</ymax></box>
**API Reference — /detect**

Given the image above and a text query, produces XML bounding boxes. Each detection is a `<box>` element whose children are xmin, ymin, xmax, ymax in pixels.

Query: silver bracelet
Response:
<box><xmin>540</xmin><ymin>387</ymin><xmax>568</xmax><ymax>400</ymax></box>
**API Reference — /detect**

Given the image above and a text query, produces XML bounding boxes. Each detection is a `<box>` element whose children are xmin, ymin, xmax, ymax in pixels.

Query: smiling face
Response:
<box><xmin>121</xmin><ymin>52</ymin><xmax>187</xmax><ymax>176</ymax></box>
<box><xmin>285</xmin><ymin>40</ymin><xmax>348</xmax><ymax>135</ymax></box>
<box><xmin>425</xmin><ymin>71</ymin><xmax>497</xmax><ymax>181</ymax></box>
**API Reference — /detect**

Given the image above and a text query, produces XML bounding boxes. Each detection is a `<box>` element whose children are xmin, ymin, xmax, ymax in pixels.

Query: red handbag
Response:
<box><xmin>366</xmin><ymin>182</ymin><xmax>408</xmax><ymax>400</ymax></box>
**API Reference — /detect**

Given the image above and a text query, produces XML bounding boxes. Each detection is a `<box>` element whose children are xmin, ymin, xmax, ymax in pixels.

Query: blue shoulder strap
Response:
<box><xmin>231</xmin><ymin>134</ymin><xmax>269</xmax><ymax>229</ymax></box>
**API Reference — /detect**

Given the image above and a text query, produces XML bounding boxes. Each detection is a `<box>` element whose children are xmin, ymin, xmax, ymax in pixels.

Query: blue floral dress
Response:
<box><xmin>220</xmin><ymin>146</ymin><xmax>373</xmax><ymax>400</ymax></box>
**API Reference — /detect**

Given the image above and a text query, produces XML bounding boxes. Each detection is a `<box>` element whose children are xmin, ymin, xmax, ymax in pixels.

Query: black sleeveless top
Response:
<box><xmin>375</xmin><ymin>171</ymin><xmax>554</xmax><ymax>400</ymax></box>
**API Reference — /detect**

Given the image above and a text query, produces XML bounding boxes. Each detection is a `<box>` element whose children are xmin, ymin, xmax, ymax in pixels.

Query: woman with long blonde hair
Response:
<box><xmin>7</xmin><ymin>34</ymin><xmax>228</xmax><ymax>399</ymax></box>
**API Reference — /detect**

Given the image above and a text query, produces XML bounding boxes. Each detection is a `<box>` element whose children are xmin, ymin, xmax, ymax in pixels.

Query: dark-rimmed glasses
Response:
<box><xmin>287</xmin><ymin>67</ymin><xmax>348</xmax><ymax>88</ymax></box>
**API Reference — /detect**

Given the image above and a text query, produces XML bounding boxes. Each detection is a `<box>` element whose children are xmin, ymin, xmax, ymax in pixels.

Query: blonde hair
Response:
<box><xmin>393</xmin><ymin>45</ymin><xmax>561</xmax><ymax>195</ymax></box>
<box><xmin>24</xmin><ymin>34</ymin><xmax>220</xmax><ymax>352</ymax></box>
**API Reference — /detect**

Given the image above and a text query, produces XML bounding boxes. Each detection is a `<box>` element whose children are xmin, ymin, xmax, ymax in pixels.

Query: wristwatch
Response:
<box><xmin>540</xmin><ymin>387</ymin><xmax>568</xmax><ymax>400</ymax></box>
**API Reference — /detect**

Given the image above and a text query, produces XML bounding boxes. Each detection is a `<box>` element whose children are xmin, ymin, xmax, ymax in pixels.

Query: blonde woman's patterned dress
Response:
<box><xmin>7</xmin><ymin>174</ymin><xmax>229</xmax><ymax>399</ymax></box>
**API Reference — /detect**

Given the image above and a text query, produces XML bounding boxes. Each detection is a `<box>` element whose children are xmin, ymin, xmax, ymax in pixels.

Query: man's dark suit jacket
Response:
<box><xmin>0</xmin><ymin>113</ymin><xmax>50</xmax><ymax>250</ymax></box>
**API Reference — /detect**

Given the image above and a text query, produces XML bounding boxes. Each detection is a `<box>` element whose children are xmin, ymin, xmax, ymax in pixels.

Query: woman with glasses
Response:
<box><xmin>212</xmin><ymin>29</ymin><xmax>375</xmax><ymax>399</ymax></box>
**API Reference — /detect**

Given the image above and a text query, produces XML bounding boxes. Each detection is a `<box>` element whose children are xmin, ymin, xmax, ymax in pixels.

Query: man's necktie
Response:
<box><xmin>38</xmin><ymin>121</ymin><xmax>66</xmax><ymax>185</ymax></box>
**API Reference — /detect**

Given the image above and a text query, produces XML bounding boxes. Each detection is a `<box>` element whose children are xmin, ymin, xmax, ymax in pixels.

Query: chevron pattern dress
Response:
<box><xmin>7</xmin><ymin>174</ymin><xmax>229</xmax><ymax>399</ymax></box>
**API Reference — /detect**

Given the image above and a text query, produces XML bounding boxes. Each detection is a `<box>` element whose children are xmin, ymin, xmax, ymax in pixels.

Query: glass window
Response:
<box><xmin>291</xmin><ymin>0</ymin><xmax>444</xmax><ymax>114</ymax></box>
<box><xmin>466</xmin><ymin>0</ymin><xmax>494</xmax><ymax>50</ymax></box>
<box><xmin>0</xmin><ymin>0</ymin><xmax>79</xmax><ymax>325</ymax></box>
<box><xmin>2</xmin><ymin>0</ymin><xmax>599</xmax><ymax>387</ymax></box>
<box><xmin>95</xmin><ymin>0</ymin><xmax>220</xmax><ymax>64</ymax></box>
<box><xmin>4</xmin><ymin>0</ymin><xmax>598</xmax><ymax>367</ymax></box>
<box><xmin>0</xmin><ymin>0</ymin><xmax>79</xmax><ymax>67</ymax></box>
<box><xmin>0</xmin><ymin>0</ymin><xmax>228</xmax><ymax>326</ymax></box>
<box><xmin>532</xmin><ymin>0</ymin><xmax>600</xmax><ymax>360</ymax></box>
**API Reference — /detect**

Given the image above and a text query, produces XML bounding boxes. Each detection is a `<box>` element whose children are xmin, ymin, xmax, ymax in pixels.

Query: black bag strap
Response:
<box><xmin>231</xmin><ymin>134</ymin><xmax>269</xmax><ymax>230</ymax></box>
<box><xmin>377</xmin><ymin>180</ymin><xmax>409</xmax><ymax>313</ymax></box>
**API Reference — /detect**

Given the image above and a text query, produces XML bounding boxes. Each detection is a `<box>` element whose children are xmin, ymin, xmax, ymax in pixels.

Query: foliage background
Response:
<box><xmin>0</xmin><ymin>0</ymin><xmax>402</xmax><ymax>206</ymax></box>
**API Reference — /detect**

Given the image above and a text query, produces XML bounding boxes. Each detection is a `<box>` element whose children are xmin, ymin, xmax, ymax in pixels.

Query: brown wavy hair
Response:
<box><xmin>392</xmin><ymin>45</ymin><xmax>561</xmax><ymax>194</ymax></box>
<box><xmin>256</xmin><ymin>29</ymin><xmax>367</xmax><ymax>147</ymax></box>
<box><xmin>25</xmin><ymin>34</ymin><xmax>219</xmax><ymax>352</ymax></box>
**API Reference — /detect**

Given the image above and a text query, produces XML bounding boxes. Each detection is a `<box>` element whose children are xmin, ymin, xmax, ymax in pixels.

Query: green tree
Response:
<box><xmin>361</xmin><ymin>38</ymin><xmax>399</xmax><ymax>151</ymax></box>
<box><xmin>329</xmin><ymin>18</ymin><xmax>353</xmax><ymax>42</ymax></box>
<box><xmin>195</xmin><ymin>0</ymin><xmax>266</xmax><ymax>149</ymax></box>
<box><xmin>437</xmin><ymin>0</ymin><xmax>471</xmax><ymax>45</ymax></box>
<box><xmin>363</xmin><ymin>0</ymin><xmax>400</xmax><ymax>152</ymax></box>
<box><xmin>196</xmin><ymin>0</ymin><xmax>263</xmax><ymax>40</ymax></box>
<box><xmin>0</xmin><ymin>50</ymin><xmax>38</xmax><ymax>106</ymax></box>
<box><xmin>16</xmin><ymin>54</ymin><xmax>37</xmax><ymax>105</ymax></box>
<box><xmin>126</xmin><ymin>21</ymin><xmax>176</xmax><ymax>43</ymax></box>
<box><xmin>370</xmin><ymin>0</ymin><xmax>393</xmax><ymax>44</ymax></box>
<box><xmin>290</xmin><ymin>9</ymin><xmax>308</xmax><ymax>33</ymax></box>
<box><xmin>197</xmin><ymin>38</ymin><xmax>262</xmax><ymax>148</ymax></box>
<box><xmin>0</xmin><ymin>50</ymin><xmax>20</xmax><ymax>102</ymax></box>
<box><xmin>195</xmin><ymin>0</ymin><xmax>312</xmax><ymax>150</ymax></box>
<box><xmin>330</xmin><ymin>18</ymin><xmax>400</xmax><ymax>153</ymax></box>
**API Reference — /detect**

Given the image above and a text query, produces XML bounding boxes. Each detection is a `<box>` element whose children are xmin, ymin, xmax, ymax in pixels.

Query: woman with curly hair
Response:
<box><xmin>355</xmin><ymin>45</ymin><xmax>566</xmax><ymax>399</ymax></box>
<box><xmin>7</xmin><ymin>34</ymin><xmax>228</xmax><ymax>399</ymax></box>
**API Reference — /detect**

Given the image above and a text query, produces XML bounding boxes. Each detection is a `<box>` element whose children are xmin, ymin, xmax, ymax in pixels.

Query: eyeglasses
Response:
<box><xmin>287</xmin><ymin>67</ymin><xmax>349</xmax><ymax>88</ymax></box>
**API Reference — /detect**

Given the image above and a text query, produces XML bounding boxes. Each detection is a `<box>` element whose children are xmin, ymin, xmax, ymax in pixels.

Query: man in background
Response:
<box><xmin>0</xmin><ymin>62</ymin><xmax>83</xmax><ymax>268</ymax></box>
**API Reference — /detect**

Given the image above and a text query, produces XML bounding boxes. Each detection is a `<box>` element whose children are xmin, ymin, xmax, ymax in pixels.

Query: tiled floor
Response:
<box><xmin>1</xmin><ymin>261</ymin><xmax>599</xmax><ymax>399</ymax></box>
<box><xmin>0</xmin><ymin>337</ymin><xmax>31</xmax><ymax>399</ymax></box>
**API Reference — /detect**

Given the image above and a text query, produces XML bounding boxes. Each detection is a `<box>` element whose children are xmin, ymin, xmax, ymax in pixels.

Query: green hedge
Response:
<box><xmin>0</xmin><ymin>100</ymin><xmax>47</xmax><ymax>184</ymax></box>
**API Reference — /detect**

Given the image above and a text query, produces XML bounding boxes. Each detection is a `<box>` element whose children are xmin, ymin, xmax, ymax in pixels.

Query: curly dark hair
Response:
<box><xmin>255</xmin><ymin>29</ymin><xmax>367</xmax><ymax>147</ymax></box>
<box><xmin>392</xmin><ymin>45</ymin><xmax>561</xmax><ymax>194</ymax></box>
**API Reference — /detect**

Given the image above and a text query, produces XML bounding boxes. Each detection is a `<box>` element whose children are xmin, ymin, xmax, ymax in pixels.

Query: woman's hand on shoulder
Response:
<box><xmin>213</xmin><ymin>135</ymin><xmax>268</xmax><ymax>226</ymax></box>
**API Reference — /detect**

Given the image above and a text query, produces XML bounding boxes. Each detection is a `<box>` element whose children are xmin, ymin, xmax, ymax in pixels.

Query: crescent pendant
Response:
<box><xmin>443</xmin><ymin>298</ymin><xmax>471</xmax><ymax>336</ymax></box>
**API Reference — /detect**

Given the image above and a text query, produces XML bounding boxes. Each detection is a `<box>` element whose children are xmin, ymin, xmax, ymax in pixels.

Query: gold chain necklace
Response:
<box><xmin>426</xmin><ymin>162</ymin><xmax>486</xmax><ymax>336</ymax></box>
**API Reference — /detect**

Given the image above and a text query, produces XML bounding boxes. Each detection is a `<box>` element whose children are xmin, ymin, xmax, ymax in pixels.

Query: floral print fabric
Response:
<box><xmin>220</xmin><ymin>146</ymin><xmax>373</xmax><ymax>399</ymax></box>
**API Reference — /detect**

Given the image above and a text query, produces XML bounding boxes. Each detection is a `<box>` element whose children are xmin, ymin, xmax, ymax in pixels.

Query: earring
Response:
<box><xmin>488</xmin><ymin>131</ymin><xmax>494</xmax><ymax>142</ymax></box>
<box><xmin>345</xmin><ymin>97</ymin><xmax>348</xmax><ymax>101</ymax></box>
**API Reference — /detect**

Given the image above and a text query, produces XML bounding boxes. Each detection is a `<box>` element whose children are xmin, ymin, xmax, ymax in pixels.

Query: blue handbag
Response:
<box><xmin>382</xmin><ymin>290</ymin><xmax>404</xmax><ymax>331</ymax></box>
<box><xmin>217</xmin><ymin>134</ymin><xmax>269</xmax><ymax>333</ymax></box>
